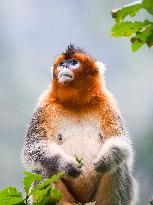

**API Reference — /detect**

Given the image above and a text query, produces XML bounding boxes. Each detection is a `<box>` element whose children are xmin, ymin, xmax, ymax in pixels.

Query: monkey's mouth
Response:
<box><xmin>58</xmin><ymin>69</ymin><xmax>74</xmax><ymax>83</ymax></box>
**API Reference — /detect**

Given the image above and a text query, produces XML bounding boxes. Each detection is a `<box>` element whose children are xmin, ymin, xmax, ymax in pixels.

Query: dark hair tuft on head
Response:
<box><xmin>63</xmin><ymin>44</ymin><xmax>86</xmax><ymax>59</ymax></box>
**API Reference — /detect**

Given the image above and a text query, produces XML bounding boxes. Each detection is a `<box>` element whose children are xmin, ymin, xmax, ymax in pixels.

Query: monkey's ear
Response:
<box><xmin>95</xmin><ymin>61</ymin><xmax>107</xmax><ymax>75</ymax></box>
<box><xmin>50</xmin><ymin>66</ymin><xmax>54</xmax><ymax>79</ymax></box>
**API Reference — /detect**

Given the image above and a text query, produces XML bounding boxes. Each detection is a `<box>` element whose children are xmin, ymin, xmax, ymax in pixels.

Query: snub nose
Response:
<box><xmin>65</xmin><ymin>64</ymin><xmax>69</xmax><ymax>69</ymax></box>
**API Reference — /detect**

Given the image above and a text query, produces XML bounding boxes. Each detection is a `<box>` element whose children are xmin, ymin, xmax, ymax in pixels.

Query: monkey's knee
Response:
<box><xmin>94</xmin><ymin>167</ymin><xmax>137</xmax><ymax>205</ymax></box>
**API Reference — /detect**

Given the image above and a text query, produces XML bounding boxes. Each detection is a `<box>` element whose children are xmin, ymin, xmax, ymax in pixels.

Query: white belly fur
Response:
<box><xmin>55</xmin><ymin>113</ymin><xmax>103</xmax><ymax>201</ymax></box>
<box><xmin>57</xmin><ymin>113</ymin><xmax>102</xmax><ymax>169</ymax></box>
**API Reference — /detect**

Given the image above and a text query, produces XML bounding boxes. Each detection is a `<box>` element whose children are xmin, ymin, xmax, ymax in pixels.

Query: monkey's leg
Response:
<box><xmin>94</xmin><ymin>166</ymin><xmax>136</xmax><ymax>205</ymax></box>
<box><xmin>54</xmin><ymin>179</ymin><xmax>75</xmax><ymax>205</ymax></box>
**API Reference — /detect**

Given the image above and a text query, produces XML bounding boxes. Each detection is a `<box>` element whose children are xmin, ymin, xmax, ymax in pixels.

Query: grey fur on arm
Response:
<box><xmin>21</xmin><ymin>108</ymin><xmax>81</xmax><ymax>178</ymax></box>
<box><xmin>93</xmin><ymin>135</ymin><xmax>133</xmax><ymax>173</ymax></box>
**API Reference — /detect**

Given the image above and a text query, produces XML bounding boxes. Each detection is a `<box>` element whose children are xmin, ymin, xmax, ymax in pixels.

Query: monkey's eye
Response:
<box><xmin>59</xmin><ymin>61</ymin><xmax>65</xmax><ymax>67</ymax></box>
<box><xmin>68</xmin><ymin>59</ymin><xmax>80</xmax><ymax>69</ymax></box>
<box><xmin>72</xmin><ymin>59</ymin><xmax>78</xmax><ymax>65</ymax></box>
<box><xmin>57</xmin><ymin>61</ymin><xmax>66</xmax><ymax>71</ymax></box>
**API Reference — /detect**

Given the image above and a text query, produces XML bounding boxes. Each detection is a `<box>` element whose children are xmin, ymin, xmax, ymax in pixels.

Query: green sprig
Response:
<box><xmin>111</xmin><ymin>0</ymin><xmax>153</xmax><ymax>51</ymax></box>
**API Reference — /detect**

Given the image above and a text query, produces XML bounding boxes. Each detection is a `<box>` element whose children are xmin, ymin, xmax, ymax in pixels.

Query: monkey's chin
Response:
<box><xmin>58</xmin><ymin>75</ymin><xmax>74</xmax><ymax>83</ymax></box>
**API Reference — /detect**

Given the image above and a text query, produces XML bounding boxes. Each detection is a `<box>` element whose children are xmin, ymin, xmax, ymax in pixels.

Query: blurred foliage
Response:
<box><xmin>0</xmin><ymin>172</ymin><xmax>63</xmax><ymax>205</ymax></box>
<box><xmin>111</xmin><ymin>0</ymin><xmax>153</xmax><ymax>51</ymax></box>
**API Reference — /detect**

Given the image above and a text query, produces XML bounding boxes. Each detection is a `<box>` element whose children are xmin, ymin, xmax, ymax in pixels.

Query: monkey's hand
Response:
<box><xmin>23</xmin><ymin>141</ymin><xmax>81</xmax><ymax>178</ymax></box>
<box><xmin>93</xmin><ymin>136</ymin><xmax>133</xmax><ymax>174</ymax></box>
<box><xmin>58</xmin><ymin>154</ymin><xmax>82</xmax><ymax>177</ymax></box>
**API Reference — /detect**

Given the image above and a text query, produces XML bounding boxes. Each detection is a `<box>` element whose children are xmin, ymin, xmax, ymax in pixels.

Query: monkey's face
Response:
<box><xmin>53</xmin><ymin>47</ymin><xmax>99</xmax><ymax>85</ymax></box>
<box><xmin>51</xmin><ymin>45</ymin><xmax>106</xmax><ymax>104</ymax></box>
<box><xmin>56</xmin><ymin>58</ymin><xmax>81</xmax><ymax>83</ymax></box>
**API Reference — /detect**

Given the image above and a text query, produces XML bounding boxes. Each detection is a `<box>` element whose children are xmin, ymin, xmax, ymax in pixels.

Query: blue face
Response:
<box><xmin>57</xmin><ymin>59</ymin><xmax>81</xmax><ymax>83</ymax></box>
<box><xmin>58</xmin><ymin>59</ymin><xmax>81</xmax><ymax>70</ymax></box>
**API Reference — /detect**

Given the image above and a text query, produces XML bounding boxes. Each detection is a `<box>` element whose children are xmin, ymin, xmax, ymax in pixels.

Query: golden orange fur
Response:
<box><xmin>53</xmin><ymin>52</ymin><xmax>99</xmax><ymax>102</ymax></box>
<box><xmin>38</xmin><ymin>49</ymin><xmax>126</xmax><ymax>139</ymax></box>
<box><xmin>22</xmin><ymin>45</ymin><xmax>137</xmax><ymax>205</ymax></box>
<box><xmin>35</xmin><ymin>49</ymin><xmax>128</xmax><ymax>204</ymax></box>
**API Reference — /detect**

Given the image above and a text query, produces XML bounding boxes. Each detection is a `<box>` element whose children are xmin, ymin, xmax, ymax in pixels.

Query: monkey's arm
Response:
<box><xmin>22</xmin><ymin>108</ymin><xmax>81</xmax><ymax>178</ymax></box>
<box><xmin>93</xmin><ymin>135</ymin><xmax>133</xmax><ymax>173</ymax></box>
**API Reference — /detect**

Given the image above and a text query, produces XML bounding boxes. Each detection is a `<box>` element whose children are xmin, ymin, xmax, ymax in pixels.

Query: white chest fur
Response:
<box><xmin>55</xmin><ymin>112</ymin><xmax>103</xmax><ymax>168</ymax></box>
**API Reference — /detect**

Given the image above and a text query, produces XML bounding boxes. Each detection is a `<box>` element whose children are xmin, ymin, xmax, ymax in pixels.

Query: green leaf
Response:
<box><xmin>32</xmin><ymin>186</ymin><xmax>51</xmax><ymax>205</ymax></box>
<box><xmin>142</xmin><ymin>0</ymin><xmax>153</xmax><ymax>15</ymax></box>
<box><xmin>33</xmin><ymin>188</ymin><xmax>62</xmax><ymax>205</ymax></box>
<box><xmin>131</xmin><ymin>26</ymin><xmax>153</xmax><ymax>51</ymax></box>
<box><xmin>32</xmin><ymin>186</ymin><xmax>62</xmax><ymax>205</ymax></box>
<box><xmin>112</xmin><ymin>20</ymin><xmax>152</xmax><ymax>37</ymax></box>
<box><xmin>147</xmin><ymin>32</ymin><xmax>153</xmax><ymax>47</ymax></box>
<box><xmin>23</xmin><ymin>171</ymin><xmax>42</xmax><ymax>195</ymax></box>
<box><xmin>32</xmin><ymin>179</ymin><xmax>51</xmax><ymax>191</ymax></box>
<box><xmin>49</xmin><ymin>172</ymin><xmax>64</xmax><ymax>185</ymax></box>
<box><xmin>31</xmin><ymin>173</ymin><xmax>64</xmax><ymax>205</ymax></box>
<box><xmin>131</xmin><ymin>39</ymin><xmax>145</xmax><ymax>51</ymax></box>
<box><xmin>49</xmin><ymin>189</ymin><xmax>62</xmax><ymax>204</ymax></box>
<box><xmin>0</xmin><ymin>172</ymin><xmax>63</xmax><ymax>205</ymax></box>
<box><xmin>0</xmin><ymin>187</ymin><xmax>24</xmax><ymax>205</ymax></box>
<box><xmin>112</xmin><ymin>2</ymin><xmax>143</xmax><ymax>24</ymax></box>
<box><xmin>111</xmin><ymin>0</ymin><xmax>153</xmax><ymax>51</ymax></box>
<box><xmin>33</xmin><ymin>172</ymin><xmax>64</xmax><ymax>192</ymax></box>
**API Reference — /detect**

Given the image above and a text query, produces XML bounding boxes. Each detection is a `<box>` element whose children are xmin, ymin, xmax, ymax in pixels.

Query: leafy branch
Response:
<box><xmin>111</xmin><ymin>0</ymin><xmax>153</xmax><ymax>51</ymax></box>
<box><xmin>0</xmin><ymin>172</ymin><xmax>64</xmax><ymax>205</ymax></box>
<box><xmin>0</xmin><ymin>154</ymin><xmax>84</xmax><ymax>205</ymax></box>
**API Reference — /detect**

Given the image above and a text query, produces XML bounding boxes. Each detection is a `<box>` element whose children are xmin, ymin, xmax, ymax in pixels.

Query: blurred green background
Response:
<box><xmin>0</xmin><ymin>0</ymin><xmax>153</xmax><ymax>204</ymax></box>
